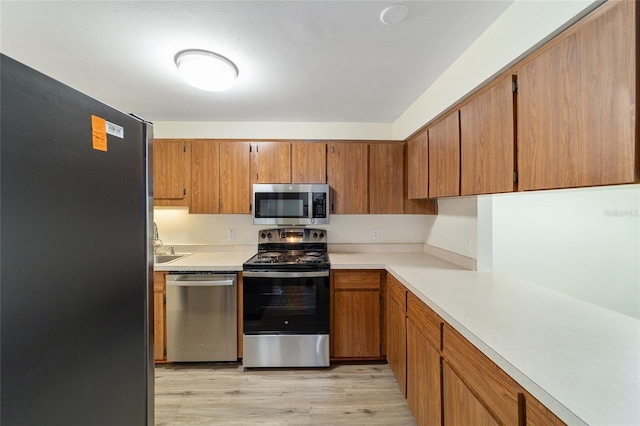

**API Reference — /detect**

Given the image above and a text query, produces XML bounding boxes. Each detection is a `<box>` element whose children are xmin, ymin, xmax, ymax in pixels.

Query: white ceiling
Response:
<box><xmin>0</xmin><ymin>1</ymin><xmax>513</xmax><ymax>124</ymax></box>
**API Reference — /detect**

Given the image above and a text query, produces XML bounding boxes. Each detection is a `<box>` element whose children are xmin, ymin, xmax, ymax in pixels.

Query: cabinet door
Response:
<box><xmin>153</xmin><ymin>139</ymin><xmax>190</xmax><ymax>206</ymax></box>
<box><xmin>407</xmin><ymin>130</ymin><xmax>429</xmax><ymax>199</ymax></box>
<box><xmin>386</xmin><ymin>296</ymin><xmax>406</xmax><ymax>396</ymax></box>
<box><xmin>190</xmin><ymin>140</ymin><xmax>220</xmax><ymax>214</ymax></box>
<box><xmin>251</xmin><ymin>141</ymin><xmax>291</xmax><ymax>184</ymax></box>
<box><xmin>407</xmin><ymin>320</ymin><xmax>442</xmax><ymax>426</ymax></box>
<box><xmin>220</xmin><ymin>141</ymin><xmax>251</xmax><ymax>213</ymax></box>
<box><xmin>328</xmin><ymin>143</ymin><xmax>368</xmax><ymax>214</ymax></box>
<box><xmin>404</xmin><ymin>143</ymin><xmax>438</xmax><ymax>215</ymax></box>
<box><xmin>443</xmin><ymin>324</ymin><xmax>521</xmax><ymax>425</ymax></box>
<box><xmin>292</xmin><ymin>142</ymin><xmax>326</xmax><ymax>183</ymax></box>
<box><xmin>153</xmin><ymin>272</ymin><xmax>167</xmax><ymax>362</ymax></box>
<box><xmin>517</xmin><ymin>0</ymin><xmax>637</xmax><ymax>190</ymax></box>
<box><xmin>369</xmin><ymin>143</ymin><xmax>404</xmax><ymax>214</ymax></box>
<box><xmin>460</xmin><ymin>75</ymin><xmax>515</xmax><ymax>195</ymax></box>
<box><xmin>331</xmin><ymin>270</ymin><xmax>382</xmax><ymax>358</ymax></box>
<box><xmin>429</xmin><ymin>112</ymin><xmax>460</xmax><ymax>198</ymax></box>
<box><xmin>443</xmin><ymin>362</ymin><xmax>499</xmax><ymax>426</ymax></box>
<box><xmin>332</xmin><ymin>290</ymin><xmax>381</xmax><ymax>358</ymax></box>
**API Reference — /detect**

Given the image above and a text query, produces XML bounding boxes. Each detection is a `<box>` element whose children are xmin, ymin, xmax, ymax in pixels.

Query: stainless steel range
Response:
<box><xmin>242</xmin><ymin>228</ymin><xmax>330</xmax><ymax>368</ymax></box>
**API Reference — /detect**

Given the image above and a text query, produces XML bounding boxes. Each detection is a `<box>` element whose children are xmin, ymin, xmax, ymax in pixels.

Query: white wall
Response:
<box><xmin>426</xmin><ymin>197</ymin><xmax>477</xmax><ymax>258</ymax></box>
<box><xmin>392</xmin><ymin>0</ymin><xmax>598</xmax><ymax>140</ymax></box>
<box><xmin>153</xmin><ymin>207</ymin><xmax>430</xmax><ymax>247</ymax></box>
<box><xmin>153</xmin><ymin>121</ymin><xmax>393</xmax><ymax>140</ymax></box>
<box><xmin>490</xmin><ymin>185</ymin><xmax>640</xmax><ymax>319</ymax></box>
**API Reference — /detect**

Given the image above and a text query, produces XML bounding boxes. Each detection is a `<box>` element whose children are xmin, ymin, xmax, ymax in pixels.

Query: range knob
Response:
<box><xmin>260</xmin><ymin>232</ymin><xmax>266</xmax><ymax>239</ymax></box>
<box><xmin>266</xmin><ymin>232</ymin><xmax>272</xmax><ymax>239</ymax></box>
<box><xmin>313</xmin><ymin>232</ymin><xmax>318</xmax><ymax>238</ymax></box>
<box><xmin>319</xmin><ymin>232</ymin><xmax>325</xmax><ymax>238</ymax></box>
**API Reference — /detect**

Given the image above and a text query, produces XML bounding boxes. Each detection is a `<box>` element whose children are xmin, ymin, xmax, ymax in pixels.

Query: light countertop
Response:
<box><xmin>154</xmin><ymin>252</ymin><xmax>254</xmax><ymax>271</ymax></box>
<box><xmin>155</xmin><ymin>251</ymin><xmax>640</xmax><ymax>425</ymax></box>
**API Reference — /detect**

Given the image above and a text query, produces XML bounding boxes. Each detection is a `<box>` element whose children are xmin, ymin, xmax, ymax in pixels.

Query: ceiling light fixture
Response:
<box><xmin>380</xmin><ymin>4</ymin><xmax>409</xmax><ymax>25</ymax></box>
<box><xmin>174</xmin><ymin>49</ymin><xmax>238</xmax><ymax>92</ymax></box>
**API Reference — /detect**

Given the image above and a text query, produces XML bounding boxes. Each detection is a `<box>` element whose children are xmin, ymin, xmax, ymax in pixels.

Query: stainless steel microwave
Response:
<box><xmin>253</xmin><ymin>184</ymin><xmax>329</xmax><ymax>225</ymax></box>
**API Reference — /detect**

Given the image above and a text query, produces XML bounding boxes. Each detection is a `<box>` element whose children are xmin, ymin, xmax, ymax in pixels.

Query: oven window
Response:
<box><xmin>262</xmin><ymin>285</ymin><xmax>316</xmax><ymax>313</ymax></box>
<box><xmin>243</xmin><ymin>276</ymin><xmax>329</xmax><ymax>334</ymax></box>
<box><xmin>255</xmin><ymin>193</ymin><xmax>307</xmax><ymax>218</ymax></box>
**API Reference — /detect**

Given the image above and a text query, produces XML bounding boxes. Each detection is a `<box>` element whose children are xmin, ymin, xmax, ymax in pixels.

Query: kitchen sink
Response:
<box><xmin>154</xmin><ymin>254</ymin><xmax>189</xmax><ymax>264</ymax></box>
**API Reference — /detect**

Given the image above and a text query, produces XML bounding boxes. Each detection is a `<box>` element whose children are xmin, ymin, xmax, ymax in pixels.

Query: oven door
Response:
<box><xmin>242</xmin><ymin>270</ymin><xmax>329</xmax><ymax>335</ymax></box>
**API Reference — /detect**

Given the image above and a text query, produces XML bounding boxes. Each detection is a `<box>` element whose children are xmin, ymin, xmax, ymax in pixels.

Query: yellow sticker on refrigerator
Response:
<box><xmin>91</xmin><ymin>115</ymin><xmax>107</xmax><ymax>151</ymax></box>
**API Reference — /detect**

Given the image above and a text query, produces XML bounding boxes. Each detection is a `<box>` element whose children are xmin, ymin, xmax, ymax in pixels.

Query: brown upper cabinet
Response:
<box><xmin>369</xmin><ymin>143</ymin><xmax>404</xmax><ymax>214</ymax></box>
<box><xmin>250</xmin><ymin>141</ymin><xmax>291</xmax><ymax>184</ymax></box>
<box><xmin>220</xmin><ymin>141</ymin><xmax>252</xmax><ymax>214</ymax></box>
<box><xmin>154</xmin><ymin>139</ymin><xmax>425</xmax><ymax>215</ymax></box>
<box><xmin>153</xmin><ymin>139</ymin><xmax>191</xmax><ymax>207</ymax></box>
<box><xmin>460</xmin><ymin>75</ymin><xmax>516</xmax><ymax>195</ymax></box>
<box><xmin>407</xmin><ymin>130</ymin><xmax>429</xmax><ymax>199</ymax></box>
<box><xmin>292</xmin><ymin>142</ymin><xmax>327</xmax><ymax>184</ymax></box>
<box><xmin>190</xmin><ymin>139</ymin><xmax>220</xmax><ymax>214</ymax></box>
<box><xmin>517</xmin><ymin>0</ymin><xmax>638</xmax><ymax>191</ymax></box>
<box><xmin>428</xmin><ymin>112</ymin><xmax>460</xmax><ymax>198</ymax></box>
<box><xmin>327</xmin><ymin>142</ymin><xmax>369</xmax><ymax>214</ymax></box>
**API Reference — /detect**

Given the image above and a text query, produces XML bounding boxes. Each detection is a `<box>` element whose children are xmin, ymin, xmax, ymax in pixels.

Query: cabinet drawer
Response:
<box><xmin>443</xmin><ymin>324</ymin><xmax>522</xmax><ymax>426</ymax></box>
<box><xmin>154</xmin><ymin>271</ymin><xmax>166</xmax><ymax>292</ymax></box>
<box><xmin>333</xmin><ymin>270</ymin><xmax>381</xmax><ymax>290</ymax></box>
<box><xmin>387</xmin><ymin>274</ymin><xmax>407</xmax><ymax>310</ymax></box>
<box><xmin>407</xmin><ymin>292</ymin><xmax>441</xmax><ymax>351</ymax></box>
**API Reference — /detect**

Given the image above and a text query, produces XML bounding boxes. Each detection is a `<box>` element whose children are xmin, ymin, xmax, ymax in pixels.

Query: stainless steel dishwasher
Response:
<box><xmin>166</xmin><ymin>272</ymin><xmax>237</xmax><ymax>362</ymax></box>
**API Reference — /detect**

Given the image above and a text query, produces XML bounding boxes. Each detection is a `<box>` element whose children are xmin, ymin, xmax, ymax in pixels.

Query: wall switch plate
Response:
<box><xmin>228</xmin><ymin>228</ymin><xmax>236</xmax><ymax>240</ymax></box>
<box><xmin>372</xmin><ymin>228</ymin><xmax>380</xmax><ymax>240</ymax></box>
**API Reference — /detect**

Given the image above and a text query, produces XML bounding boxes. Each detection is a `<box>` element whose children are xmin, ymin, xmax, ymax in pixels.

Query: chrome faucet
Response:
<box><xmin>153</xmin><ymin>221</ymin><xmax>163</xmax><ymax>253</ymax></box>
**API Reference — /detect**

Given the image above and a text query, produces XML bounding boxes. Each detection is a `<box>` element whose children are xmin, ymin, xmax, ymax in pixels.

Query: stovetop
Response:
<box><xmin>243</xmin><ymin>228</ymin><xmax>329</xmax><ymax>270</ymax></box>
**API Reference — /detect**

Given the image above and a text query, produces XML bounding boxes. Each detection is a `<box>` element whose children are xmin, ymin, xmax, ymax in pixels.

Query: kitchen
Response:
<box><xmin>1</xmin><ymin>1</ymin><xmax>639</xmax><ymax>425</ymax></box>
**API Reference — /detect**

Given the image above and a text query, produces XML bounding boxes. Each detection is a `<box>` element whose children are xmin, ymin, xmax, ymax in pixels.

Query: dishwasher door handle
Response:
<box><xmin>166</xmin><ymin>278</ymin><xmax>234</xmax><ymax>287</ymax></box>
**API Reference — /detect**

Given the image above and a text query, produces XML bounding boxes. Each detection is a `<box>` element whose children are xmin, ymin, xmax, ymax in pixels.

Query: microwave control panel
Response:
<box><xmin>312</xmin><ymin>192</ymin><xmax>327</xmax><ymax>218</ymax></box>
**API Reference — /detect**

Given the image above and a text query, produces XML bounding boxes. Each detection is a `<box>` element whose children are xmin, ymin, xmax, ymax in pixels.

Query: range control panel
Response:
<box><xmin>258</xmin><ymin>228</ymin><xmax>327</xmax><ymax>243</ymax></box>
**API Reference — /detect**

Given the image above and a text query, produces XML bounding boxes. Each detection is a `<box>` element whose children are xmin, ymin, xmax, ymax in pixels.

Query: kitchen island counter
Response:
<box><xmin>330</xmin><ymin>251</ymin><xmax>640</xmax><ymax>426</ymax></box>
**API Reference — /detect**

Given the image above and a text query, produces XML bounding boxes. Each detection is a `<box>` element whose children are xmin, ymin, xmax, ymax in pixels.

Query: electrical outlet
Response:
<box><xmin>228</xmin><ymin>228</ymin><xmax>236</xmax><ymax>240</ymax></box>
<box><xmin>372</xmin><ymin>228</ymin><xmax>380</xmax><ymax>240</ymax></box>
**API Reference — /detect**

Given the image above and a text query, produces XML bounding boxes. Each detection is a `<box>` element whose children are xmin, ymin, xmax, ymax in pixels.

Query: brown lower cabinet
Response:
<box><xmin>153</xmin><ymin>271</ymin><xmax>167</xmax><ymax>362</ymax></box>
<box><xmin>386</xmin><ymin>272</ymin><xmax>566</xmax><ymax>426</ymax></box>
<box><xmin>443</xmin><ymin>362</ymin><xmax>498</xmax><ymax>425</ymax></box>
<box><xmin>330</xmin><ymin>270</ymin><xmax>385</xmax><ymax>359</ymax></box>
<box><xmin>407</xmin><ymin>320</ymin><xmax>441</xmax><ymax>425</ymax></box>
<box><xmin>386</xmin><ymin>275</ymin><xmax>407</xmax><ymax>395</ymax></box>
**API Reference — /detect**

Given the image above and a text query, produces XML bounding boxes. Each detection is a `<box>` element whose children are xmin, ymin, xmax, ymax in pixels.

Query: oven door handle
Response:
<box><xmin>242</xmin><ymin>270</ymin><xmax>329</xmax><ymax>278</ymax></box>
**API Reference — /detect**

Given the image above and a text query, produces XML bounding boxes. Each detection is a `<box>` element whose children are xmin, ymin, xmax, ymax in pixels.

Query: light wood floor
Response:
<box><xmin>155</xmin><ymin>362</ymin><xmax>417</xmax><ymax>425</ymax></box>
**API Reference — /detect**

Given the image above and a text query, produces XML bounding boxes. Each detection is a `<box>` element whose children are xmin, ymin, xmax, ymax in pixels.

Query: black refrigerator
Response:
<box><xmin>1</xmin><ymin>54</ymin><xmax>154</xmax><ymax>425</ymax></box>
